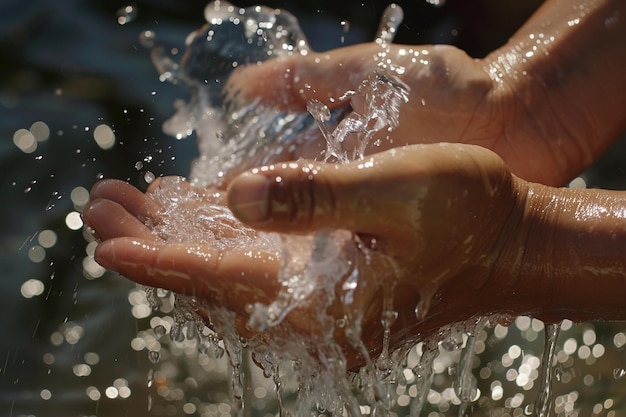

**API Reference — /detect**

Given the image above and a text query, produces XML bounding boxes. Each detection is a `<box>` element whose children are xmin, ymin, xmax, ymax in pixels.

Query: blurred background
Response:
<box><xmin>1</xmin><ymin>1</ymin><xmax>626</xmax><ymax>416</ymax></box>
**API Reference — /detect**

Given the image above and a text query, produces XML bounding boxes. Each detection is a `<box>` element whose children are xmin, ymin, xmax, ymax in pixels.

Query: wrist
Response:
<box><xmin>493</xmin><ymin>181</ymin><xmax>626</xmax><ymax>323</ymax></box>
<box><xmin>479</xmin><ymin>176</ymin><xmax>547</xmax><ymax>318</ymax></box>
<box><xmin>480</xmin><ymin>0</ymin><xmax>626</xmax><ymax>185</ymax></box>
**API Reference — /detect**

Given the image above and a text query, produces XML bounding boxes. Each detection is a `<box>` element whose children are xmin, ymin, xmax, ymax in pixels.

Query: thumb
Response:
<box><xmin>227</xmin><ymin>156</ymin><xmax>417</xmax><ymax>236</ymax></box>
<box><xmin>227</xmin><ymin>43</ymin><xmax>382</xmax><ymax>110</ymax></box>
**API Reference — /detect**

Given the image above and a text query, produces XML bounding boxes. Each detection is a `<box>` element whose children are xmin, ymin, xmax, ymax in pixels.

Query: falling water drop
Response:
<box><xmin>144</xmin><ymin>171</ymin><xmax>155</xmax><ymax>184</ymax></box>
<box><xmin>410</xmin><ymin>344</ymin><xmax>438</xmax><ymax>417</ymax></box>
<box><xmin>148</xmin><ymin>350</ymin><xmax>160</xmax><ymax>364</ymax></box>
<box><xmin>414</xmin><ymin>297</ymin><xmax>430</xmax><ymax>321</ymax></box>
<box><xmin>116</xmin><ymin>4</ymin><xmax>138</xmax><ymax>25</ymax></box>
<box><xmin>455</xmin><ymin>319</ymin><xmax>488</xmax><ymax>416</ymax></box>
<box><xmin>535</xmin><ymin>322</ymin><xmax>561</xmax><ymax>417</ymax></box>
<box><xmin>146</xmin><ymin>368</ymin><xmax>154</xmax><ymax>388</ymax></box>
<box><xmin>376</xmin><ymin>309</ymin><xmax>399</xmax><ymax>377</ymax></box>
<box><xmin>139</xmin><ymin>30</ymin><xmax>156</xmax><ymax>48</ymax></box>
<box><xmin>340</xmin><ymin>20</ymin><xmax>350</xmax><ymax>44</ymax></box>
<box><xmin>375</xmin><ymin>4</ymin><xmax>404</xmax><ymax>45</ymax></box>
<box><xmin>214</xmin><ymin>345</ymin><xmax>225</xmax><ymax>359</ymax></box>
<box><xmin>153</xmin><ymin>324</ymin><xmax>166</xmax><ymax>340</ymax></box>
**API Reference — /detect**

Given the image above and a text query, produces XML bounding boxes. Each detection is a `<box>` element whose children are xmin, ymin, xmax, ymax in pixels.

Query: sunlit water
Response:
<box><xmin>4</xmin><ymin>1</ymin><xmax>626</xmax><ymax>417</ymax></box>
<box><xmin>127</xmin><ymin>2</ymin><xmax>625</xmax><ymax>417</ymax></box>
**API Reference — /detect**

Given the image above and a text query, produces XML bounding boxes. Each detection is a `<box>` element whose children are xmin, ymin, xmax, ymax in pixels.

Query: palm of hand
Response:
<box><xmin>83</xmin><ymin>144</ymin><xmax>521</xmax><ymax>367</ymax></box>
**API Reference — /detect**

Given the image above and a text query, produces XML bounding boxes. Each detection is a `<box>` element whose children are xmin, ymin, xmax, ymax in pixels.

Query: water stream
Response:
<box><xmin>136</xmin><ymin>3</ymin><xmax>542</xmax><ymax>416</ymax></box>
<box><xmin>4</xmin><ymin>1</ymin><xmax>626</xmax><ymax>416</ymax></box>
<box><xmin>133</xmin><ymin>2</ymin><xmax>626</xmax><ymax>416</ymax></box>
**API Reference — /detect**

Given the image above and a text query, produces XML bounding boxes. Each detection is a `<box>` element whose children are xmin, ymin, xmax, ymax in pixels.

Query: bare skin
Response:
<box><xmin>84</xmin><ymin>144</ymin><xmax>626</xmax><ymax>367</ymax></box>
<box><xmin>82</xmin><ymin>0</ymin><xmax>626</xmax><ymax>367</ymax></box>
<box><xmin>228</xmin><ymin>0</ymin><xmax>626</xmax><ymax>186</ymax></box>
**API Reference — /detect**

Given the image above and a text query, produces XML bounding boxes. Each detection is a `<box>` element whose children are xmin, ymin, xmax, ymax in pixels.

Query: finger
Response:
<box><xmin>227</xmin><ymin>43</ymin><xmax>383</xmax><ymax>110</ymax></box>
<box><xmin>90</xmin><ymin>179</ymin><xmax>162</xmax><ymax>220</ymax></box>
<box><xmin>94</xmin><ymin>238</ymin><xmax>281</xmax><ymax>314</ymax></box>
<box><xmin>226</xmin><ymin>150</ymin><xmax>426</xmax><ymax>237</ymax></box>
<box><xmin>82</xmin><ymin>198</ymin><xmax>157</xmax><ymax>241</ymax></box>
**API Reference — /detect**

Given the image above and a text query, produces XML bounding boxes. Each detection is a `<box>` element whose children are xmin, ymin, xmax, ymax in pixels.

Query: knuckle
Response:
<box><xmin>276</xmin><ymin>166</ymin><xmax>337</xmax><ymax>230</ymax></box>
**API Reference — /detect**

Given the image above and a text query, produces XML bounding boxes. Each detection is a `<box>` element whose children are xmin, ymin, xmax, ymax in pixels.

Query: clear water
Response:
<box><xmin>4</xmin><ymin>1</ymin><xmax>626</xmax><ymax>417</ymax></box>
<box><xmin>140</xmin><ymin>3</ymin><xmax>558</xmax><ymax>417</ymax></box>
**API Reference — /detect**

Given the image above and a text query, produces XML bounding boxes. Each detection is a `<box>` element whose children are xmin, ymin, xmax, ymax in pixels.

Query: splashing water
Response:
<box><xmin>534</xmin><ymin>322</ymin><xmax>561</xmax><ymax>417</ymax></box>
<box><xmin>133</xmin><ymin>2</ymin><xmax>568</xmax><ymax>416</ymax></box>
<box><xmin>150</xmin><ymin>1</ymin><xmax>324</xmax><ymax>187</ymax></box>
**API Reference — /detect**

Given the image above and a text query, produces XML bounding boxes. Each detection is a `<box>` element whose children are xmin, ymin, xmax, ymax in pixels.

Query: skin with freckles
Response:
<box><xmin>227</xmin><ymin>0</ymin><xmax>626</xmax><ymax>186</ymax></box>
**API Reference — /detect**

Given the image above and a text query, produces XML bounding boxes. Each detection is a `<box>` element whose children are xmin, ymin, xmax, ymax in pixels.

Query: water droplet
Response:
<box><xmin>534</xmin><ymin>322</ymin><xmax>561</xmax><ymax>417</ymax></box>
<box><xmin>375</xmin><ymin>4</ymin><xmax>404</xmax><ymax>45</ymax></box>
<box><xmin>146</xmin><ymin>369</ymin><xmax>154</xmax><ymax>387</ymax></box>
<box><xmin>144</xmin><ymin>171</ymin><xmax>155</xmax><ymax>183</ymax></box>
<box><xmin>139</xmin><ymin>30</ymin><xmax>155</xmax><ymax>48</ymax></box>
<box><xmin>613</xmin><ymin>368</ymin><xmax>626</xmax><ymax>379</ymax></box>
<box><xmin>153</xmin><ymin>325</ymin><xmax>166</xmax><ymax>340</ymax></box>
<box><xmin>148</xmin><ymin>350</ymin><xmax>160</xmax><ymax>364</ymax></box>
<box><xmin>117</xmin><ymin>4</ymin><xmax>138</xmax><ymax>25</ymax></box>
<box><xmin>380</xmin><ymin>309</ymin><xmax>398</xmax><ymax>328</ymax></box>
<box><xmin>214</xmin><ymin>346</ymin><xmax>225</xmax><ymax>359</ymax></box>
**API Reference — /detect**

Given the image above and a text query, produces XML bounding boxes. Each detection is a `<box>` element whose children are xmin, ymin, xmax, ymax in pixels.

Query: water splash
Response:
<box><xmin>534</xmin><ymin>322</ymin><xmax>561</xmax><ymax>417</ymax></box>
<box><xmin>375</xmin><ymin>4</ymin><xmax>404</xmax><ymax>46</ymax></box>
<box><xmin>134</xmin><ymin>2</ymin><xmax>521</xmax><ymax>416</ymax></box>
<box><xmin>454</xmin><ymin>318</ymin><xmax>489</xmax><ymax>417</ymax></box>
<box><xmin>150</xmin><ymin>1</ymin><xmax>319</xmax><ymax>187</ymax></box>
<box><xmin>410</xmin><ymin>341</ymin><xmax>438</xmax><ymax>417</ymax></box>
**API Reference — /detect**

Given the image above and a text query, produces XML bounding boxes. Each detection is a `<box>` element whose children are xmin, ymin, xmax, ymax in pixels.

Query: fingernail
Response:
<box><xmin>229</xmin><ymin>173</ymin><xmax>270</xmax><ymax>222</ymax></box>
<box><xmin>94</xmin><ymin>241</ymin><xmax>117</xmax><ymax>272</ymax></box>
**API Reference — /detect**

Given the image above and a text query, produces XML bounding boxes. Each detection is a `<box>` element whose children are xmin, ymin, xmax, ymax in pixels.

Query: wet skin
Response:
<box><xmin>83</xmin><ymin>0</ymin><xmax>626</xmax><ymax>368</ymax></box>
<box><xmin>228</xmin><ymin>0</ymin><xmax>626</xmax><ymax>186</ymax></box>
<box><xmin>84</xmin><ymin>143</ymin><xmax>626</xmax><ymax>367</ymax></box>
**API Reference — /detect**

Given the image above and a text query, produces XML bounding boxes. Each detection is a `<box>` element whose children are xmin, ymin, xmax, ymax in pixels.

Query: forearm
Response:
<box><xmin>483</xmin><ymin>0</ymin><xmax>626</xmax><ymax>182</ymax></box>
<box><xmin>508</xmin><ymin>180</ymin><xmax>626</xmax><ymax>323</ymax></box>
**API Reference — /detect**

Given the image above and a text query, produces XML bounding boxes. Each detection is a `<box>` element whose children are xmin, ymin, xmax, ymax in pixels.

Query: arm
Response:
<box><xmin>496</xmin><ymin>179</ymin><xmax>626</xmax><ymax>323</ymax></box>
<box><xmin>227</xmin><ymin>0</ymin><xmax>626</xmax><ymax>186</ymax></box>
<box><xmin>483</xmin><ymin>0</ymin><xmax>626</xmax><ymax>186</ymax></box>
<box><xmin>84</xmin><ymin>144</ymin><xmax>626</xmax><ymax>364</ymax></box>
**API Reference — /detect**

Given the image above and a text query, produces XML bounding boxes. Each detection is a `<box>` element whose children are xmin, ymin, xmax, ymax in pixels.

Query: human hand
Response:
<box><xmin>227</xmin><ymin>38</ymin><xmax>624</xmax><ymax>186</ymax></box>
<box><xmin>83</xmin><ymin>143</ymin><xmax>543</xmax><ymax>367</ymax></box>
<box><xmin>228</xmin><ymin>43</ymin><xmax>503</xmax><ymax>169</ymax></box>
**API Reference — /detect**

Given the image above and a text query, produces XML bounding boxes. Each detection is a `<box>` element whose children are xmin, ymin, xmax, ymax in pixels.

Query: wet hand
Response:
<box><xmin>227</xmin><ymin>42</ymin><xmax>595</xmax><ymax>185</ymax></box>
<box><xmin>83</xmin><ymin>144</ymin><xmax>530</xmax><ymax>366</ymax></box>
<box><xmin>227</xmin><ymin>143</ymin><xmax>531</xmax><ymax>354</ymax></box>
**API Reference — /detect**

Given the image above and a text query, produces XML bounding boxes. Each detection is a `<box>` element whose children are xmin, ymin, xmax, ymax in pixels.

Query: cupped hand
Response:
<box><xmin>83</xmin><ymin>144</ymin><xmax>535</xmax><ymax>367</ymax></box>
<box><xmin>227</xmin><ymin>42</ymin><xmax>593</xmax><ymax>186</ymax></box>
